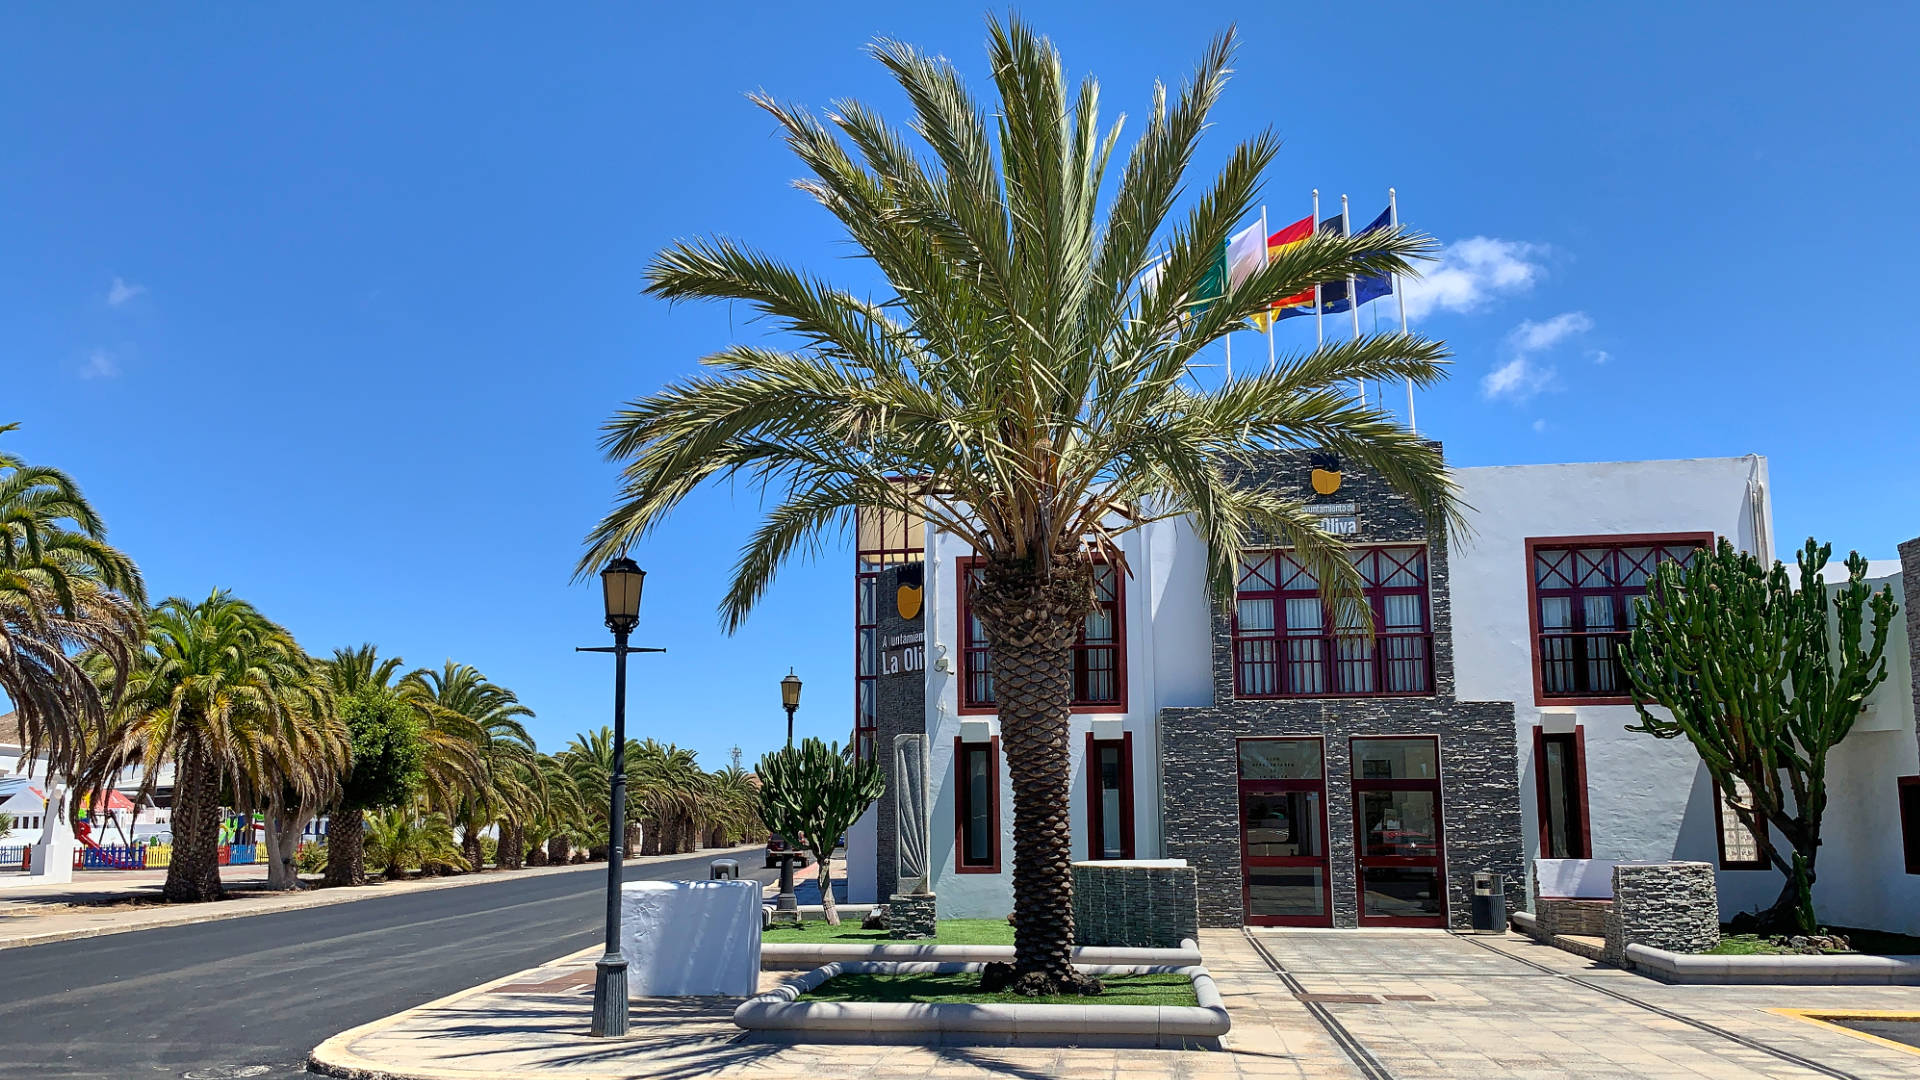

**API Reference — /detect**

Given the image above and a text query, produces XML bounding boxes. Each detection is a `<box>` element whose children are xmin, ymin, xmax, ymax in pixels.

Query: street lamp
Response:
<box><xmin>576</xmin><ymin>556</ymin><xmax>663</xmax><ymax>1039</ymax></box>
<box><xmin>770</xmin><ymin>668</ymin><xmax>805</xmax><ymax>923</ymax></box>
<box><xmin>780</xmin><ymin>669</ymin><xmax>802</xmax><ymax>747</ymax></box>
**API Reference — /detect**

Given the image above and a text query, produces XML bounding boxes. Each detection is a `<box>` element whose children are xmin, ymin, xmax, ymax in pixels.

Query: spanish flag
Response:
<box><xmin>1252</xmin><ymin>214</ymin><xmax>1316</xmax><ymax>330</ymax></box>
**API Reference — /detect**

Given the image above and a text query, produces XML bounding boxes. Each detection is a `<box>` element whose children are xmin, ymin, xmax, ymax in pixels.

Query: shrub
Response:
<box><xmin>293</xmin><ymin>842</ymin><xmax>329</xmax><ymax>874</ymax></box>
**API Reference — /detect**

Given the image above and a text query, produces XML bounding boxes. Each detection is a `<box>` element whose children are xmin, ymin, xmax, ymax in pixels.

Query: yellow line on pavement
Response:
<box><xmin>1769</xmin><ymin>1009</ymin><xmax>1920</xmax><ymax>1059</ymax></box>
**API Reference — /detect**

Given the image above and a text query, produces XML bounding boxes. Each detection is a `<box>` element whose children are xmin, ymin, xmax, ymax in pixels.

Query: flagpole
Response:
<box><xmin>1260</xmin><ymin>204</ymin><xmax>1276</xmax><ymax>374</ymax></box>
<box><xmin>1390</xmin><ymin>187</ymin><xmax>1415</xmax><ymax>433</ymax></box>
<box><xmin>1343</xmin><ymin>194</ymin><xmax>1364</xmax><ymax>406</ymax></box>
<box><xmin>1311</xmin><ymin>189</ymin><xmax>1323</xmax><ymax>349</ymax></box>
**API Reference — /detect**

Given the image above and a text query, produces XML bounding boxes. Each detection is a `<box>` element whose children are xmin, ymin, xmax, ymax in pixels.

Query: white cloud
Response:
<box><xmin>1481</xmin><ymin>310</ymin><xmax>1593</xmax><ymax>402</ymax></box>
<box><xmin>1508</xmin><ymin>311</ymin><xmax>1593</xmax><ymax>353</ymax></box>
<box><xmin>107</xmin><ymin>277</ymin><xmax>146</xmax><ymax>307</ymax></box>
<box><xmin>79</xmin><ymin>349</ymin><xmax>119</xmax><ymax>379</ymax></box>
<box><xmin>1532</xmin><ymin>418</ymin><xmax>1548</xmax><ymax>433</ymax></box>
<box><xmin>1400</xmin><ymin>237</ymin><xmax>1546</xmax><ymax>320</ymax></box>
<box><xmin>1591</xmin><ymin>349</ymin><xmax>1611</xmax><ymax>365</ymax></box>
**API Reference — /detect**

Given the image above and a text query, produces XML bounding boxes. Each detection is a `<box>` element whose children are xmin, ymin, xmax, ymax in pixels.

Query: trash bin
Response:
<box><xmin>709</xmin><ymin>858</ymin><xmax>740</xmax><ymax>880</ymax></box>
<box><xmin>1470</xmin><ymin>871</ymin><xmax>1506</xmax><ymax>934</ymax></box>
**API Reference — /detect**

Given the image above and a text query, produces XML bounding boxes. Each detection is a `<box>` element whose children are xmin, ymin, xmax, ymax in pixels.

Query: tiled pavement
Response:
<box><xmin>310</xmin><ymin>929</ymin><xmax>1920</xmax><ymax>1080</ymax></box>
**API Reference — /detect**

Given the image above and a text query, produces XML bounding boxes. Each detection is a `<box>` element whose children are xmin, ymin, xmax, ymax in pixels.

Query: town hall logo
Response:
<box><xmin>895</xmin><ymin>562</ymin><xmax>925</xmax><ymax>620</ymax></box>
<box><xmin>1309</xmin><ymin>451</ymin><xmax>1343</xmax><ymax>496</ymax></box>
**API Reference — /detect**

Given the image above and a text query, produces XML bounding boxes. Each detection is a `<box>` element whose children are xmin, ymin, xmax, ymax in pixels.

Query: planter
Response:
<box><xmin>1625</xmin><ymin>944</ymin><xmax>1920</xmax><ymax>985</ymax></box>
<box><xmin>761</xmin><ymin>940</ymin><xmax>1203</xmax><ymax>971</ymax></box>
<box><xmin>734</xmin><ymin>960</ymin><xmax>1228</xmax><ymax>1048</ymax></box>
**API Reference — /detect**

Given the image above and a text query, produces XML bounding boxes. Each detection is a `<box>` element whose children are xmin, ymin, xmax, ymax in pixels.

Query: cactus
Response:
<box><xmin>756</xmin><ymin>737</ymin><xmax>884</xmax><ymax>926</ymax></box>
<box><xmin>1623</xmin><ymin>537</ymin><xmax>1896</xmax><ymax>933</ymax></box>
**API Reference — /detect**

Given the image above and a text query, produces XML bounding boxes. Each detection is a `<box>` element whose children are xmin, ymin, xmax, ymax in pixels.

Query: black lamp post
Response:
<box><xmin>576</xmin><ymin>556</ymin><xmax>662</xmax><ymax>1039</ymax></box>
<box><xmin>770</xmin><ymin>669</ymin><xmax>804</xmax><ymax>923</ymax></box>
<box><xmin>780</xmin><ymin>669</ymin><xmax>802</xmax><ymax>747</ymax></box>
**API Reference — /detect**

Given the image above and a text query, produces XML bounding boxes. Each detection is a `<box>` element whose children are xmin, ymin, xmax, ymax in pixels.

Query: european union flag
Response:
<box><xmin>1353</xmin><ymin>207</ymin><xmax>1395</xmax><ymax>307</ymax></box>
<box><xmin>1318</xmin><ymin>213</ymin><xmax>1352</xmax><ymax>313</ymax></box>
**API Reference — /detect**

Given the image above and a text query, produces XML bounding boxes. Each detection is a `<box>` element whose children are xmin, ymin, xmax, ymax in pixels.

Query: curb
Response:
<box><xmin>0</xmin><ymin>845</ymin><xmax>762</xmax><ymax>953</ymax></box>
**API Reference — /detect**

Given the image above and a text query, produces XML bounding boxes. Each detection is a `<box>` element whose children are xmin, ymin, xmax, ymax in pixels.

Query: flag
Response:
<box><xmin>1224</xmin><ymin>221</ymin><xmax>1266</xmax><ymax>290</ymax></box>
<box><xmin>1254</xmin><ymin>214</ymin><xmax>1315</xmax><ymax>329</ymax></box>
<box><xmin>1318</xmin><ymin>212</ymin><xmax>1351</xmax><ymax>314</ymax></box>
<box><xmin>1352</xmin><ymin>207</ymin><xmax>1395</xmax><ymax>307</ymax></box>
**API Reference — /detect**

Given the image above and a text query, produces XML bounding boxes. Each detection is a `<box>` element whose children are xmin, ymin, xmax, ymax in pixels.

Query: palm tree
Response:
<box><xmin>365</xmin><ymin>807</ymin><xmax>466</xmax><ymax>880</ymax></box>
<box><xmin>706</xmin><ymin>764</ymin><xmax>763</xmax><ymax>846</ymax></box>
<box><xmin>406</xmin><ymin>662</ymin><xmax>536</xmax><ymax>871</ymax></box>
<box><xmin>0</xmin><ymin>425</ymin><xmax>146</xmax><ymax>779</ymax></box>
<box><xmin>562</xmin><ymin>726</ymin><xmax>642</xmax><ymax>859</ymax></box>
<box><xmin>90</xmin><ymin>591</ymin><xmax>338</xmax><ymax>902</ymax></box>
<box><xmin>579</xmin><ymin>20</ymin><xmax>1457</xmax><ymax>994</ymax></box>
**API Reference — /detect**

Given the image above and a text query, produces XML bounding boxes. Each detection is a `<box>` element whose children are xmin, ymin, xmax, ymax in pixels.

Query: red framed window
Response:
<box><xmin>954</xmin><ymin>736</ymin><xmax>1001</xmax><ymax>873</ymax></box>
<box><xmin>1900</xmin><ymin>777</ymin><xmax>1920</xmax><ymax>875</ymax></box>
<box><xmin>1232</xmin><ymin>546</ymin><xmax>1432</xmax><ymax>698</ymax></box>
<box><xmin>1527</xmin><ymin>533</ymin><xmax>1712</xmax><ymax>704</ymax></box>
<box><xmin>1532</xmin><ymin>727</ymin><xmax>1591</xmax><ymax>859</ymax></box>
<box><xmin>959</xmin><ymin>558</ymin><xmax>1124</xmax><ymax>713</ymax></box>
<box><xmin>1713</xmin><ymin>775</ymin><xmax>1770</xmax><ymax>870</ymax></box>
<box><xmin>1086</xmin><ymin>733</ymin><xmax>1135</xmax><ymax>860</ymax></box>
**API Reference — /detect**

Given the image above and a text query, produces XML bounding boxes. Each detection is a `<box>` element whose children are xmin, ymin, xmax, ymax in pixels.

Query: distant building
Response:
<box><xmin>0</xmin><ymin>711</ymin><xmax>171</xmax><ymax>845</ymax></box>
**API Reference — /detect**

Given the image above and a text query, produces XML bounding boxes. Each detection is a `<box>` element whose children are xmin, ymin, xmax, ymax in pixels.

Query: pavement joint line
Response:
<box><xmin>1242</xmin><ymin>928</ymin><xmax>1395</xmax><ymax>1080</ymax></box>
<box><xmin>0</xmin><ymin>844</ymin><xmax>763</xmax><ymax>953</ymax></box>
<box><xmin>1455</xmin><ymin>931</ymin><xmax>1868</xmax><ymax>1080</ymax></box>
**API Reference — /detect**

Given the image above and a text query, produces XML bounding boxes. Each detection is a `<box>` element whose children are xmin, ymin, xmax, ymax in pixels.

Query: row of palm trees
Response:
<box><xmin>2</xmin><ymin>425</ymin><xmax>761</xmax><ymax>902</ymax></box>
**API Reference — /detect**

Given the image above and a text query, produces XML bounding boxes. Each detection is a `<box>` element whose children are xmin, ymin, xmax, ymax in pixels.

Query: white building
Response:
<box><xmin>843</xmin><ymin>450</ymin><xmax>1920</xmax><ymax>934</ymax></box>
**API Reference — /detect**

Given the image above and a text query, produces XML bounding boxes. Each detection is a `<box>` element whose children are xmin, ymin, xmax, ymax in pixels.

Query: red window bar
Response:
<box><xmin>958</xmin><ymin>558</ymin><xmax>1124</xmax><ymax>712</ymax></box>
<box><xmin>1232</xmin><ymin>546</ymin><xmax>1433</xmax><ymax>699</ymax></box>
<box><xmin>1529</xmin><ymin>535</ymin><xmax>1710</xmax><ymax>702</ymax></box>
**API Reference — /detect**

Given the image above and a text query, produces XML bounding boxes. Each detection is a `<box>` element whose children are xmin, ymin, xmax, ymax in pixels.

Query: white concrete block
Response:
<box><xmin>620</xmin><ymin>879</ymin><xmax>761</xmax><ymax>997</ymax></box>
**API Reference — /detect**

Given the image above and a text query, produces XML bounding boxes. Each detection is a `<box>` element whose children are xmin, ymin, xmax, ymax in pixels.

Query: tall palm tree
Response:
<box><xmin>90</xmin><ymin>591</ymin><xmax>338</xmax><ymax>902</ymax></box>
<box><xmin>0</xmin><ymin>425</ymin><xmax>146</xmax><ymax>778</ymax></box>
<box><xmin>706</xmin><ymin>764</ymin><xmax>763</xmax><ymax>846</ymax></box>
<box><xmin>407</xmin><ymin>662</ymin><xmax>537</xmax><ymax>870</ymax></box>
<box><xmin>580</xmin><ymin>20</ymin><xmax>1457</xmax><ymax>994</ymax></box>
<box><xmin>562</xmin><ymin>726</ymin><xmax>643</xmax><ymax>859</ymax></box>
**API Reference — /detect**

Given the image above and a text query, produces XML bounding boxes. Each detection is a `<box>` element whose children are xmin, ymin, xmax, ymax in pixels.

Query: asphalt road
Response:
<box><xmin>0</xmin><ymin>849</ymin><xmax>778</xmax><ymax>1079</ymax></box>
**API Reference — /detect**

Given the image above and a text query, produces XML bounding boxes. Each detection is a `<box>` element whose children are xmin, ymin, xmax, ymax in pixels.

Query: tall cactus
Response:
<box><xmin>756</xmin><ymin>737</ymin><xmax>884</xmax><ymax>926</ymax></box>
<box><xmin>1623</xmin><ymin>537</ymin><xmax>1895</xmax><ymax>933</ymax></box>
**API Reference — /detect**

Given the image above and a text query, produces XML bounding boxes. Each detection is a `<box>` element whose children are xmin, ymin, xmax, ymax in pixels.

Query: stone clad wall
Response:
<box><xmin>1072</xmin><ymin>862</ymin><xmax>1199</xmax><ymax>948</ymax></box>
<box><xmin>872</xmin><ymin>563</ymin><xmax>927</xmax><ymax>903</ymax></box>
<box><xmin>1900</xmin><ymin>536</ymin><xmax>1920</xmax><ymax>762</ymax></box>
<box><xmin>1159</xmin><ymin>446</ymin><xmax>1525</xmax><ymax>930</ymax></box>
<box><xmin>1603</xmin><ymin>861</ymin><xmax>1720</xmax><ymax>963</ymax></box>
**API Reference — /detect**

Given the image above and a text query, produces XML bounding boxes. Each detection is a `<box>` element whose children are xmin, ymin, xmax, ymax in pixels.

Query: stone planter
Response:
<box><xmin>1624</xmin><ymin>944</ymin><xmax>1920</xmax><ymax>984</ymax></box>
<box><xmin>734</xmin><ymin>960</ymin><xmax>1229</xmax><ymax>1047</ymax></box>
<box><xmin>760</xmin><ymin>940</ymin><xmax>1203</xmax><ymax>971</ymax></box>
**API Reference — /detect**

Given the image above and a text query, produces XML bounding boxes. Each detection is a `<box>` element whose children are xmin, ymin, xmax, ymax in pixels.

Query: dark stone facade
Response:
<box><xmin>1603</xmin><ymin>862</ymin><xmax>1721</xmax><ymax>962</ymax></box>
<box><xmin>1159</xmin><ymin>447</ymin><xmax>1525</xmax><ymax>929</ymax></box>
<box><xmin>870</xmin><ymin>563</ymin><xmax>927</xmax><ymax>904</ymax></box>
<box><xmin>1899</xmin><ymin>536</ymin><xmax>1920</xmax><ymax>762</ymax></box>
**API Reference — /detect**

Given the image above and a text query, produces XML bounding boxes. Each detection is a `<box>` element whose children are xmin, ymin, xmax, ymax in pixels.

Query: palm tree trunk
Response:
<box><xmin>462</xmin><ymin>828</ymin><xmax>484</xmax><ymax>873</ymax></box>
<box><xmin>163</xmin><ymin>741</ymin><xmax>225</xmax><ymax>903</ymax></box>
<box><xmin>972</xmin><ymin>554</ymin><xmax>1099</xmax><ymax>997</ymax></box>
<box><xmin>502</xmin><ymin>821</ymin><xmax>524</xmax><ymax>869</ymax></box>
<box><xmin>623</xmin><ymin>820</ymin><xmax>641</xmax><ymax>860</ymax></box>
<box><xmin>324</xmin><ymin>808</ymin><xmax>366</xmax><ymax>887</ymax></box>
<box><xmin>264</xmin><ymin>802</ymin><xmax>308</xmax><ymax>890</ymax></box>
<box><xmin>640</xmin><ymin>817</ymin><xmax>662</xmax><ymax>857</ymax></box>
<box><xmin>547</xmin><ymin>834</ymin><xmax>569</xmax><ymax>864</ymax></box>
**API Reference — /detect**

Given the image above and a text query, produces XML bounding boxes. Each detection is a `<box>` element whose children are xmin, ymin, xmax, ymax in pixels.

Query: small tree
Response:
<box><xmin>756</xmin><ymin>738</ymin><xmax>883</xmax><ymax>925</ymax></box>
<box><xmin>323</xmin><ymin>686</ymin><xmax>425</xmax><ymax>886</ymax></box>
<box><xmin>1624</xmin><ymin>538</ymin><xmax>1896</xmax><ymax>932</ymax></box>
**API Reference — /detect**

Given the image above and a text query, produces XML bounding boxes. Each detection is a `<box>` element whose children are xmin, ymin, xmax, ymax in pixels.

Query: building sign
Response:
<box><xmin>880</xmin><ymin>631</ymin><xmax>925</xmax><ymax>677</ymax></box>
<box><xmin>1309</xmin><ymin>451</ymin><xmax>1343</xmax><ymax>495</ymax></box>
<box><xmin>895</xmin><ymin>563</ymin><xmax>925</xmax><ymax>620</ymax></box>
<box><xmin>1312</xmin><ymin>502</ymin><xmax>1358</xmax><ymax>536</ymax></box>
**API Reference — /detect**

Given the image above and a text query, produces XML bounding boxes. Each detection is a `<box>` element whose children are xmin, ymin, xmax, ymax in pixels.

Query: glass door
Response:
<box><xmin>1351</xmin><ymin>737</ymin><xmax>1447</xmax><ymax>927</ymax></box>
<box><xmin>1238</xmin><ymin>738</ymin><xmax>1330</xmax><ymax>926</ymax></box>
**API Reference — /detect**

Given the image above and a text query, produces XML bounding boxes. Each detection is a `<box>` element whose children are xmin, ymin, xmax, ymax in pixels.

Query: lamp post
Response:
<box><xmin>780</xmin><ymin>669</ymin><xmax>802</xmax><ymax>747</ymax></box>
<box><xmin>770</xmin><ymin>669</ymin><xmax>804</xmax><ymax>923</ymax></box>
<box><xmin>576</xmin><ymin>557</ymin><xmax>663</xmax><ymax>1039</ymax></box>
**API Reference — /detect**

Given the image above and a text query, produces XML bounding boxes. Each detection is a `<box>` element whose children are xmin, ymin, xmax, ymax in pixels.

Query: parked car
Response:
<box><xmin>765</xmin><ymin>833</ymin><xmax>811</xmax><ymax>869</ymax></box>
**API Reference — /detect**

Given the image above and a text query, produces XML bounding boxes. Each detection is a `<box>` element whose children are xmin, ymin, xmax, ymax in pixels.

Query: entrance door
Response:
<box><xmin>1351</xmin><ymin>737</ymin><xmax>1447</xmax><ymax>927</ymax></box>
<box><xmin>1238</xmin><ymin>737</ymin><xmax>1330</xmax><ymax>926</ymax></box>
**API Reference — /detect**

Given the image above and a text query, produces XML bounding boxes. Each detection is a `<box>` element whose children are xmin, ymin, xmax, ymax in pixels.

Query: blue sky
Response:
<box><xmin>5</xmin><ymin>4</ymin><xmax>1916</xmax><ymax>765</ymax></box>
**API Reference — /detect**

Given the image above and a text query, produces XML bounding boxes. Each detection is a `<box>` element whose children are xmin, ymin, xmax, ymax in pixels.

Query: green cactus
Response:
<box><xmin>1623</xmin><ymin>537</ymin><xmax>1896</xmax><ymax>933</ymax></box>
<box><xmin>756</xmin><ymin>737</ymin><xmax>884</xmax><ymax>926</ymax></box>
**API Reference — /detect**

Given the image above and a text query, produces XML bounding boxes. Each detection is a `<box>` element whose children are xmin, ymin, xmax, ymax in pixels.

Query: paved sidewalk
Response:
<box><xmin>309</xmin><ymin>928</ymin><xmax>1920</xmax><ymax>1080</ymax></box>
<box><xmin>0</xmin><ymin>844</ymin><xmax>761</xmax><ymax>951</ymax></box>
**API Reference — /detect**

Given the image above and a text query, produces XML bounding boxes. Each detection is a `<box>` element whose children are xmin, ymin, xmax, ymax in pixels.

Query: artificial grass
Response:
<box><xmin>797</xmin><ymin>971</ymin><xmax>1198</xmax><ymax>1006</ymax></box>
<box><xmin>762</xmin><ymin>917</ymin><xmax>1015</xmax><ymax>946</ymax></box>
<box><xmin>1709</xmin><ymin>925</ymin><xmax>1920</xmax><ymax>956</ymax></box>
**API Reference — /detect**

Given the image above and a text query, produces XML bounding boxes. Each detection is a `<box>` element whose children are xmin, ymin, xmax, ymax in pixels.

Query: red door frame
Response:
<box><xmin>1350</xmin><ymin>736</ymin><xmax>1448</xmax><ymax>928</ymax></box>
<box><xmin>1086</xmin><ymin>732</ymin><xmax>1136</xmax><ymax>861</ymax></box>
<box><xmin>1236</xmin><ymin>736</ymin><xmax>1332</xmax><ymax>927</ymax></box>
<box><xmin>1532</xmin><ymin>725</ymin><xmax>1593</xmax><ymax>859</ymax></box>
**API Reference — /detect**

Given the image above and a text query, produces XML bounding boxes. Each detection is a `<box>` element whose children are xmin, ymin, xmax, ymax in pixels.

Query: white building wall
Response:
<box><xmin>923</xmin><ymin>516</ymin><xmax>1208</xmax><ymax>917</ymax></box>
<box><xmin>1448</xmin><ymin>455</ymin><xmax>1774</xmax><ymax>914</ymax></box>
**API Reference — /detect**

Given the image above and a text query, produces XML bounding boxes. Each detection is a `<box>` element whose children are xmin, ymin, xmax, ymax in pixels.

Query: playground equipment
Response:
<box><xmin>74</xmin><ymin>821</ymin><xmax>144</xmax><ymax>869</ymax></box>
